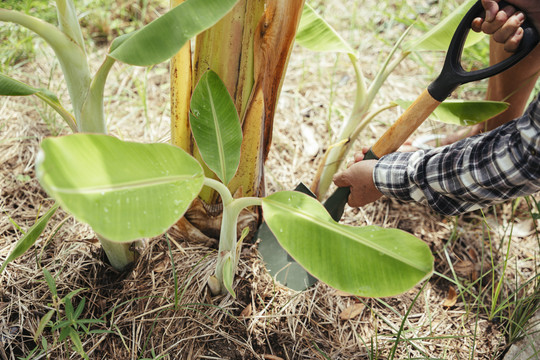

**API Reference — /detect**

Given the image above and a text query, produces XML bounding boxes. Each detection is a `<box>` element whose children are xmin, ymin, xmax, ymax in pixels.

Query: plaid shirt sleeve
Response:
<box><xmin>373</xmin><ymin>93</ymin><xmax>540</xmax><ymax>216</ymax></box>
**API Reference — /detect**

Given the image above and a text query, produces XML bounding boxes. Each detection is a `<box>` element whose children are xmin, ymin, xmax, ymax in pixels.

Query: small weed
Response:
<box><xmin>30</xmin><ymin>268</ymin><xmax>110</xmax><ymax>359</ymax></box>
<box><xmin>0</xmin><ymin>0</ymin><xmax>56</xmax><ymax>23</ymax></box>
<box><xmin>527</xmin><ymin>195</ymin><xmax>540</xmax><ymax>222</ymax></box>
<box><xmin>15</xmin><ymin>174</ymin><xmax>32</xmax><ymax>183</ymax></box>
<box><xmin>501</xmin><ymin>274</ymin><xmax>540</xmax><ymax>344</ymax></box>
<box><xmin>313</xmin><ymin>341</ymin><xmax>332</xmax><ymax>360</ymax></box>
<box><xmin>0</xmin><ymin>23</ymin><xmax>35</xmax><ymax>69</ymax></box>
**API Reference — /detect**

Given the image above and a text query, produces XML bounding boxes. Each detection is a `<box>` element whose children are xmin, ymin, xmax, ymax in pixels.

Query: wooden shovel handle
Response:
<box><xmin>324</xmin><ymin>89</ymin><xmax>440</xmax><ymax>221</ymax></box>
<box><xmin>370</xmin><ymin>89</ymin><xmax>441</xmax><ymax>158</ymax></box>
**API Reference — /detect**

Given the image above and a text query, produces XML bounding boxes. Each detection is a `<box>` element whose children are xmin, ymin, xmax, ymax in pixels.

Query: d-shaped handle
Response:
<box><xmin>428</xmin><ymin>0</ymin><xmax>540</xmax><ymax>101</ymax></box>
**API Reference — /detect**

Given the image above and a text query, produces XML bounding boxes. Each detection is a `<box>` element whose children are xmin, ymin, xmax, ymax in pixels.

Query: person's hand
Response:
<box><xmin>332</xmin><ymin>148</ymin><xmax>383</xmax><ymax>208</ymax></box>
<box><xmin>471</xmin><ymin>0</ymin><xmax>540</xmax><ymax>52</ymax></box>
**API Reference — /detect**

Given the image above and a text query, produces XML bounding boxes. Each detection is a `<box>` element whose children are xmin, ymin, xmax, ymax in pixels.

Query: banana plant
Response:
<box><xmin>0</xmin><ymin>0</ymin><xmax>241</xmax><ymax>270</ymax></box>
<box><xmin>36</xmin><ymin>120</ymin><xmax>434</xmax><ymax>298</ymax></box>
<box><xmin>253</xmin><ymin>1</ymin><xmax>509</xmax><ymax>290</ymax></box>
<box><xmin>301</xmin><ymin>0</ymin><xmax>509</xmax><ymax>199</ymax></box>
<box><xmin>34</xmin><ymin>65</ymin><xmax>432</xmax><ymax>297</ymax></box>
<box><xmin>1</xmin><ymin>0</ymin><xmax>435</xmax><ymax>297</ymax></box>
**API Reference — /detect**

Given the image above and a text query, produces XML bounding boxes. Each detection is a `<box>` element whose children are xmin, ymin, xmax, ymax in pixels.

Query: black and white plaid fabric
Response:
<box><xmin>373</xmin><ymin>93</ymin><xmax>540</xmax><ymax>216</ymax></box>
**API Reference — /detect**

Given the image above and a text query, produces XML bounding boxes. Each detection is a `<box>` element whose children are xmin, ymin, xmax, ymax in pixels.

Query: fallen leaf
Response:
<box><xmin>471</xmin><ymin>269</ymin><xmax>478</xmax><ymax>282</ymax></box>
<box><xmin>153</xmin><ymin>259</ymin><xmax>168</xmax><ymax>273</ymax></box>
<box><xmin>468</xmin><ymin>248</ymin><xmax>478</xmax><ymax>262</ymax></box>
<box><xmin>87</xmin><ymin>237</ymin><xmax>99</xmax><ymax>244</ymax></box>
<box><xmin>339</xmin><ymin>303</ymin><xmax>365</xmax><ymax>320</ymax></box>
<box><xmin>454</xmin><ymin>260</ymin><xmax>474</xmax><ymax>278</ymax></box>
<box><xmin>263</xmin><ymin>355</ymin><xmax>284</xmax><ymax>360</ymax></box>
<box><xmin>442</xmin><ymin>286</ymin><xmax>457</xmax><ymax>308</ymax></box>
<box><xmin>240</xmin><ymin>303</ymin><xmax>252</xmax><ymax>318</ymax></box>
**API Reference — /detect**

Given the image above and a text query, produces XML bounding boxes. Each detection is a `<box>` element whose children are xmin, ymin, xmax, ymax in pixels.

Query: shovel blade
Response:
<box><xmin>256</xmin><ymin>221</ymin><xmax>318</xmax><ymax>290</ymax></box>
<box><xmin>256</xmin><ymin>182</ymin><xmax>317</xmax><ymax>290</ymax></box>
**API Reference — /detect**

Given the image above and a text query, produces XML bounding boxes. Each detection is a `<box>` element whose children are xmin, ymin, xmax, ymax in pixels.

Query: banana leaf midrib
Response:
<box><xmin>46</xmin><ymin>173</ymin><xmax>203</xmax><ymax>195</ymax></box>
<box><xmin>205</xmin><ymin>74</ymin><xmax>228</xmax><ymax>182</ymax></box>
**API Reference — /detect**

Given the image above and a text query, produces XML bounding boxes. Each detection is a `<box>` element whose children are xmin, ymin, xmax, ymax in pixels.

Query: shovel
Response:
<box><xmin>257</xmin><ymin>0</ymin><xmax>540</xmax><ymax>290</ymax></box>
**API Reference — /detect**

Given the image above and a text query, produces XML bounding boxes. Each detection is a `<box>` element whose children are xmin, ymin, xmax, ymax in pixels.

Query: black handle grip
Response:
<box><xmin>428</xmin><ymin>0</ymin><xmax>539</xmax><ymax>102</ymax></box>
<box><xmin>324</xmin><ymin>149</ymin><xmax>379</xmax><ymax>221</ymax></box>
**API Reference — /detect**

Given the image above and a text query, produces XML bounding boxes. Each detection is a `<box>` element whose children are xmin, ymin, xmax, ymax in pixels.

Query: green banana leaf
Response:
<box><xmin>296</xmin><ymin>3</ymin><xmax>356</xmax><ymax>57</ymax></box>
<box><xmin>108</xmin><ymin>0</ymin><xmax>239</xmax><ymax>66</ymax></box>
<box><xmin>262</xmin><ymin>191</ymin><xmax>433</xmax><ymax>297</ymax></box>
<box><xmin>0</xmin><ymin>72</ymin><xmax>43</xmax><ymax>96</ymax></box>
<box><xmin>0</xmin><ymin>73</ymin><xmax>77</xmax><ymax>131</ymax></box>
<box><xmin>394</xmin><ymin>99</ymin><xmax>509</xmax><ymax>126</ymax></box>
<box><xmin>36</xmin><ymin>134</ymin><xmax>204</xmax><ymax>242</ymax></box>
<box><xmin>405</xmin><ymin>0</ymin><xmax>484</xmax><ymax>51</ymax></box>
<box><xmin>190</xmin><ymin>70</ymin><xmax>242</xmax><ymax>185</ymax></box>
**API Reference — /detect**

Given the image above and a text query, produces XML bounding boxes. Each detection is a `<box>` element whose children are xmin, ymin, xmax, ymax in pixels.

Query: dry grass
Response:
<box><xmin>1</xmin><ymin>0</ymin><xmax>540</xmax><ymax>359</ymax></box>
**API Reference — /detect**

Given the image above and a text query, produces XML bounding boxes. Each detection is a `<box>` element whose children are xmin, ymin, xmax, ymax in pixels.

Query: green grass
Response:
<box><xmin>0</xmin><ymin>0</ymin><xmax>57</xmax><ymax>22</ymax></box>
<box><xmin>343</xmin><ymin>196</ymin><xmax>539</xmax><ymax>358</ymax></box>
<box><xmin>0</xmin><ymin>0</ymin><xmax>56</xmax><ymax>69</ymax></box>
<box><xmin>77</xmin><ymin>0</ymin><xmax>167</xmax><ymax>46</ymax></box>
<box><xmin>0</xmin><ymin>0</ymin><xmax>167</xmax><ymax>66</ymax></box>
<box><xmin>29</xmin><ymin>268</ymin><xmax>109</xmax><ymax>360</ymax></box>
<box><xmin>437</xmin><ymin>204</ymin><xmax>540</xmax><ymax>357</ymax></box>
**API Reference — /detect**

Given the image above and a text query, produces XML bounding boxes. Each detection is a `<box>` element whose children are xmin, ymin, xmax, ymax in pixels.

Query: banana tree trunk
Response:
<box><xmin>170</xmin><ymin>0</ymin><xmax>305</xmax><ymax>246</ymax></box>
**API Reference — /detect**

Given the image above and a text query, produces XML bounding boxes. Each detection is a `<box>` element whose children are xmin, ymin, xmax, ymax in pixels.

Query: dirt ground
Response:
<box><xmin>1</xmin><ymin>1</ymin><xmax>540</xmax><ymax>359</ymax></box>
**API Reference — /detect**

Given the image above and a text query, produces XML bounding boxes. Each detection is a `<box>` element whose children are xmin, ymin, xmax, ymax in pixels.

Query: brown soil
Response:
<box><xmin>2</xmin><ymin>116</ymin><xmax>536</xmax><ymax>358</ymax></box>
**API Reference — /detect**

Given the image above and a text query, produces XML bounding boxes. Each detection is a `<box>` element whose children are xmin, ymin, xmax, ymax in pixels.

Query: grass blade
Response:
<box><xmin>34</xmin><ymin>309</ymin><xmax>55</xmax><ymax>343</ymax></box>
<box><xmin>0</xmin><ymin>203</ymin><xmax>59</xmax><ymax>275</ymax></box>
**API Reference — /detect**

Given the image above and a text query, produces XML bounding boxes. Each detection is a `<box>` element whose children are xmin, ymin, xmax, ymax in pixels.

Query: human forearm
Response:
<box><xmin>478</xmin><ymin>40</ymin><xmax>540</xmax><ymax>132</ymax></box>
<box><xmin>374</xmin><ymin>95</ymin><xmax>540</xmax><ymax>215</ymax></box>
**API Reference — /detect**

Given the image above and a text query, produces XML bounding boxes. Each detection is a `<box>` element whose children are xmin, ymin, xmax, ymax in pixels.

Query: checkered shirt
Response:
<box><xmin>373</xmin><ymin>93</ymin><xmax>540</xmax><ymax>216</ymax></box>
